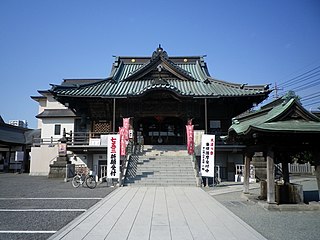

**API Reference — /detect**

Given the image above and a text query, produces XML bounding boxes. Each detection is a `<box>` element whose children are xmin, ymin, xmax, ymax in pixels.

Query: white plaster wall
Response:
<box><xmin>41</xmin><ymin>118</ymin><xmax>75</xmax><ymax>140</ymax></box>
<box><xmin>70</xmin><ymin>154</ymin><xmax>88</xmax><ymax>166</ymax></box>
<box><xmin>42</xmin><ymin>92</ymin><xmax>67</xmax><ymax>109</ymax></box>
<box><xmin>29</xmin><ymin>145</ymin><xmax>58</xmax><ymax>176</ymax></box>
<box><xmin>35</xmin><ymin>93</ymin><xmax>68</xmax><ymax>129</ymax></box>
<box><xmin>93</xmin><ymin>154</ymin><xmax>107</xmax><ymax>176</ymax></box>
<box><xmin>37</xmin><ymin>99</ymin><xmax>47</xmax><ymax>129</ymax></box>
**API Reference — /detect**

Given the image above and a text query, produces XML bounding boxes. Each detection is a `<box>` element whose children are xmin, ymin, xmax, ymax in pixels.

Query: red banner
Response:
<box><xmin>119</xmin><ymin>127</ymin><xmax>126</xmax><ymax>156</ymax></box>
<box><xmin>123</xmin><ymin>118</ymin><xmax>130</xmax><ymax>141</ymax></box>
<box><xmin>186</xmin><ymin>125</ymin><xmax>194</xmax><ymax>155</ymax></box>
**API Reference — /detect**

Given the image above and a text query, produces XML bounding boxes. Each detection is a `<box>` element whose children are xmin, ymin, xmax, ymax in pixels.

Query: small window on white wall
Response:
<box><xmin>210</xmin><ymin>120</ymin><xmax>221</xmax><ymax>129</ymax></box>
<box><xmin>54</xmin><ymin>124</ymin><xmax>61</xmax><ymax>135</ymax></box>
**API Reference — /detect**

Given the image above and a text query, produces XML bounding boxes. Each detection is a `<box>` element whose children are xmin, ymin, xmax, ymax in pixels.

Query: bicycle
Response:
<box><xmin>213</xmin><ymin>176</ymin><xmax>220</xmax><ymax>186</ymax></box>
<box><xmin>72</xmin><ymin>172</ymin><xmax>97</xmax><ymax>189</ymax></box>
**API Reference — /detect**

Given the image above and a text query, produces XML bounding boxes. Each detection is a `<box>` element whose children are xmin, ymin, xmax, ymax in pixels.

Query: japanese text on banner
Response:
<box><xmin>200</xmin><ymin>134</ymin><xmax>215</xmax><ymax>177</ymax></box>
<box><xmin>186</xmin><ymin>125</ymin><xmax>194</xmax><ymax>155</ymax></box>
<box><xmin>107</xmin><ymin>134</ymin><xmax>120</xmax><ymax>179</ymax></box>
<box><xmin>123</xmin><ymin>118</ymin><xmax>130</xmax><ymax>141</ymax></box>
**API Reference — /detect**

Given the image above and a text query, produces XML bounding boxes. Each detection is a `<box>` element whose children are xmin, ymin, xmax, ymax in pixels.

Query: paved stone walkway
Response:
<box><xmin>49</xmin><ymin>187</ymin><xmax>266</xmax><ymax>240</ymax></box>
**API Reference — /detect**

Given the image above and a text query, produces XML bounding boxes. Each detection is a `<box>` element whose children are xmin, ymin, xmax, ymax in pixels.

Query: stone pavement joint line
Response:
<box><xmin>49</xmin><ymin>187</ymin><xmax>267</xmax><ymax>240</ymax></box>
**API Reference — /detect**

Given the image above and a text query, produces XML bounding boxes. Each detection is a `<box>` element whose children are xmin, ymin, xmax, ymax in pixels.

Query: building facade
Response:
<box><xmin>30</xmin><ymin>46</ymin><xmax>271</xmax><ymax>179</ymax></box>
<box><xmin>0</xmin><ymin>116</ymin><xmax>39</xmax><ymax>173</ymax></box>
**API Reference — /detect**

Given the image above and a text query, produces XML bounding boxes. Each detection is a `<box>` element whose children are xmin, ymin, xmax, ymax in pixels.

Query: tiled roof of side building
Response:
<box><xmin>229</xmin><ymin>97</ymin><xmax>320</xmax><ymax>135</ymax></box>
<box><xmin>36</xmin><ymin>109</ymin><xmax>76</xmax><ymax>118</ymax></box>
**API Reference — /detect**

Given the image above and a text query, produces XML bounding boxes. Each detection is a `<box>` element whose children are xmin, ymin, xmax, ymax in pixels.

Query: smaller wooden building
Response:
<box><xmin>226</xmin><ymin>94</ymin><xmax>320</xmax><ymax>203</ymax></box>
<box><xmin>0</xmin><ymin>116</ymin><xmax>40</xmax><ymax>173</ymax></box>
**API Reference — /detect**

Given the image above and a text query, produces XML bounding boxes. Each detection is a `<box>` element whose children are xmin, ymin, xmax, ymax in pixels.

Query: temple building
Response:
<box><xmin>30</xmin><ymin>46</ymin><xmax>271</xmax><ymax>180</ymax></box>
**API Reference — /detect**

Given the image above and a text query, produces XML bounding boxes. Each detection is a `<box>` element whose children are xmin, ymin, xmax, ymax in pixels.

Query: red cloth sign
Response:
<box><xmin>186</xmin><ymin>125</ymin><xmax>194</xmax><ymax>155</ymax></box>
<box><xmin>119</xmin><ymin>127</ymin><xmax>126</xmax><ymax>156</ymax></box>
<box><xmin>123</xmin><ymin>118</ymin><xmax>130</xmax><ymax>141</ymax></box>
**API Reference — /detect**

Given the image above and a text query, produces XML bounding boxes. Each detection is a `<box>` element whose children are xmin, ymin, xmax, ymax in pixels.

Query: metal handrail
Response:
<box><xmin>191</xmin><ymin>153</ymin><xmax>202</xmax><ymax>187</ymax></box>
<box><xmin>119</xmin><ymin>140</ymin><xmax>135</xmax><ymax>186</ymax></box>
<box><xmin>32</xmin><ymin>132</ymin><xmax>117</xmax><ymax>147</ymax></box>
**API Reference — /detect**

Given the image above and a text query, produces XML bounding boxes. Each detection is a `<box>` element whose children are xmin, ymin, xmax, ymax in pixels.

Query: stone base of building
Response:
<box><xmin>48</xmin><ymin>156</ymin><xmax>70</xmax><ymax>178</ymax></box>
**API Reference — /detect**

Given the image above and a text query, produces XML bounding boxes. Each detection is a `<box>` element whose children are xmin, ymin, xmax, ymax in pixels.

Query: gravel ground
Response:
<box><xmin>0</xmin><ymin>173</ymin><xmax>115</xmax><ymax>240</ymax></box>
<box><xmin>1</xmin><ymin>173</ymin><xmax>319</xmax><ymax>240</ymax></box>
<box><xmin>212</xmin><ymin>177</ymin><xmax>320</xmax><ymax>240</ymax></box>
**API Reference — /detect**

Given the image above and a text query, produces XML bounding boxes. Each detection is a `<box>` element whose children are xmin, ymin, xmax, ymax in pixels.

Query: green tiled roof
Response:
<box><xmin>229</xmin><ymin>97</ymin><xmax>320</xmax><ymax>135</ymax></box>
<box><xmin>51</xmin><ymin>47</ymin><xmax>271</xmax><ymax>99</ymax></box>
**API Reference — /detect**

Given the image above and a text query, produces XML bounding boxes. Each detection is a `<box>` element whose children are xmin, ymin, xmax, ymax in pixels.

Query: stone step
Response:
<box><xmin>125</xmin><ymin>182</ymin><xmax>197</xmax><ymax>186</ymax></box>
<box><xmin>139</xmin><ymin>156</ymin><xmax>191</xmax><ymax>160</ymax></box>
<box><xmin>134</xmin><ymin>168</ymin><xmax>194</xmax><ymax>172</ymax></box>
<box><xmin>126</xmin><ymin>169</ymin><xmax>194</xmax><ymax>174</ymax></box>
<box><xmin>125</xmin><ymin>178</ymin><xmax>197</xmax><ymax>183</ymax></box>
<box><xmin>126</xmin><ymin>173</ymin><xmax>195</xmax><ymax>181</ymax></box>
<box><xmin>132</xmin><ymin>173</ymin><xmax>194</xmax><ymax>178</ymax></box>
<box><xmin>133</xmin><ymin>161</ymin><xmax>193</xmax><ymax>165</ymax></box>
<box><xmin>136</xmin><ymin>159</ymin><xmax>192</xmax><ymax>163</ymax></box>
<box><xmin>124</xmin><ymin>145</ymin><xmax>197</xmax><ymax>186</ymax></box>
<box><xmin>136</xmin><ymin>162</ymin><xmax>192</xmax><ymax>166</ymax></box>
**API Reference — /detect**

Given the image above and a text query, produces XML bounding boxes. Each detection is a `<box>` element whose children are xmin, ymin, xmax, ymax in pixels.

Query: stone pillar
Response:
<box><xmin>267</xmin><ymin>149</ymin><xmax>275</xmax><ymax>204</ymax></box>
<box><xmin>48</xmin><ymin>129</ymin><xmax>70</xmax><ymax>178</ymax></box>
<box><xmin>243</xmin><ymin>153</ymin><xmax>252</xmax><ymax>194</ymax></box>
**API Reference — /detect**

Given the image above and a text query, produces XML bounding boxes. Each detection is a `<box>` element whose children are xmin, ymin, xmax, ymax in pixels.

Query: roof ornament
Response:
<box><xmin>151</xmin><ymin>44</ymin><xmax>168</xmax><ymax>60</ymax></box>
<box><xmin>157</xmin><ymin>44</ymin><xmax>163</xmax><ymax>52</ymax></box>
<box><xmin>240</xmin><ymin>84</ymin><xmax>247</xmax><ymax>89</ymax></box>
<box><xmin>282</xmin><ymin>90</ymin><xmax>300</xmax><ymax>105</ymax></box>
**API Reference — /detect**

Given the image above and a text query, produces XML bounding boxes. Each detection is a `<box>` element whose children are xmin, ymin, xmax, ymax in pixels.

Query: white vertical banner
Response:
<box><xmin>200</xmin><ymin>134</ymin><xmax>215</xmax><ymax>177</ymax></box>
<box><xmin>107</xmin><ymin>134</ymin><xmax>120</xmax><ymax>179</ymax></box>
<box><xmin>15</xmin><ymin>151</ymin><xmax>24</xmax><ymax>161</ymax></box>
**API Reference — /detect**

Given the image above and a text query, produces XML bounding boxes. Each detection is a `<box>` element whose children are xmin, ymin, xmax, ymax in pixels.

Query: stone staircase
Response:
<box><xmin>124</xmin><ymin>145</ymin><xmax>197</xmax><ymax>186</ymax></box>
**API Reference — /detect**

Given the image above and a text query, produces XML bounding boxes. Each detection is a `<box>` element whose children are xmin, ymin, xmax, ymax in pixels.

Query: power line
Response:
<box><xmin>280</xmin><ymin>70</ymin><xmax>320</xmax><ymax>88</ymax></box>
<box><xmin>303</xmin><ymin>100</ymin><xmax>320</xmax><ymax>107</ymax></box>
<box><xmin>278</xmin><ymin>65</ymin><xmax>320</xmax><ymax>87</ymax></box>
<box><xmin>300</xmin><ymin>91</ymin><xmax>320</xmax><ymax>98</ymax></box>
<box><xmin>301</xmin><ymin>93</ymin><xmax>320</xmax><ymax>102</ymax></box>
<box><xmin>291</xmin><ymin>78</ymin><xmax>320</xmax><ymax>92</ymax></box>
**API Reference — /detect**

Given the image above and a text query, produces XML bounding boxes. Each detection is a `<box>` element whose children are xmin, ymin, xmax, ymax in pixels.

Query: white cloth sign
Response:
<box><xmin>200</xmin><ymin>134</ymin><xmax>215</xmax><ymax>177</ymax></box>
<box><xmin>107</xmin><ymin>134</ymin><xmax>120</xmax><ymax>179</ymax></box>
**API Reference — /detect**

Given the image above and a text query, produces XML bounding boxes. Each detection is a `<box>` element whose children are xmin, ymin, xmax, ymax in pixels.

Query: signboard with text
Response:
<box><xmin>200</xmin><ymin>134</ymin><xmax>215</xmax><ymax>177</ymax></box>
<box><xmin>107</xmin><ymin>134</ymin><xmax>120</xmax><ymax>179</ymax></box>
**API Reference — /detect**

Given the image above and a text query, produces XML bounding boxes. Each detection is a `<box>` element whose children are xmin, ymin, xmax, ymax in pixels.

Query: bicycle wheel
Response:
<box><xmin>85</xmin><ymin>175</ymin><xmax>97</xmax><ymax>189</ymax></box>
<box><xmin>72</xmin><ymin>175</ymin><xmax>81</xmax><ymax>188</ymax></box>
<box><xmin>214</xmin><ymin>177</ymin><xmax>219</xmax><ymax>186</ymax></box>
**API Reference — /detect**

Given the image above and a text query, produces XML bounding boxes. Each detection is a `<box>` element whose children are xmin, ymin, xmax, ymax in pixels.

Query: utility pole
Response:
<box><xmin>274</xmin><ymin>82</ymin><xmax>283</xmax><ymax>98</ymax></box>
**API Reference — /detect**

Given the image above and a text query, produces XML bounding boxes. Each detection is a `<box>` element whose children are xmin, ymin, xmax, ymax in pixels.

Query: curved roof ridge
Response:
<box><xmin>207</xmin><ymin>76</ymin><xmax>268</xmax><ymax>92</ymax></box>
<box><xmin>51</xmin><ymin>77</ymin><xmax>112</xmax><ymax>91</ymax></box>
<box><xmin>266</xmin><ymin>98</ymin><xmax>320</xmax><ymax>123</ymax></box>
<box><xmin>134</xmin><ymin>83</ymin><xmax>184</xmax><ymax>96</ymax></box>
<box><xmin>163</xmin><ymin>57</ymin><xmax>199</xmax><ymax>82</ymax></box>
<box><xmin>111</xmin><ymin>61</ymin><xmax>125</xmax><ymax>81</ymax></box>
<box><xmin>120</xmin><ymin>55</ymin><xmax>199</xmax><ymax>82</ymax></box>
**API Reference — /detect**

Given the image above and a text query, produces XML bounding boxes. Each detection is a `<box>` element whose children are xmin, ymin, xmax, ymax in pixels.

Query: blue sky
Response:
<box><xmin>1</xmin><ymin>0</ymin><xmax>320</xmax><ymax>128</ymax></box>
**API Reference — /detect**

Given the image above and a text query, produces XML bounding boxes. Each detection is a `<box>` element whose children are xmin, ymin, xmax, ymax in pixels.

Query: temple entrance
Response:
<box><xmin>136</xmin><ymin>116</ymin><xmax>184</xmax><ymax>145</ymax></box>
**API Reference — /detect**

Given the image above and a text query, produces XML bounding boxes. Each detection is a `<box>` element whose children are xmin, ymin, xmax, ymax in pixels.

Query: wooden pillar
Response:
<box><xmin>313</xmin><ymin>151</ymin><xmax>320</xmax><ymax>202</ymax></box>
<box><xmin>204</xmin><ymin>98</ymin><xmax>208</xmax><ymax>134</ymax></box>
<box><xmin>243</xmin><ymin>153</ymin><xmax>252</xmax><ymax>194</ymax></box>
<box><xmin>267</xmin><ymin>148</ymin><xmax>276</xmax><ymax>203</ymax></box>
<box><xmin>113</xmin><ymin>98</ymin><xmax>116</xmax><ymax>132</ymax></box>
<box><xmin>282</xmin><ymin>160</ymin><xmax>290</xmax><ymax>183</ymax></box>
